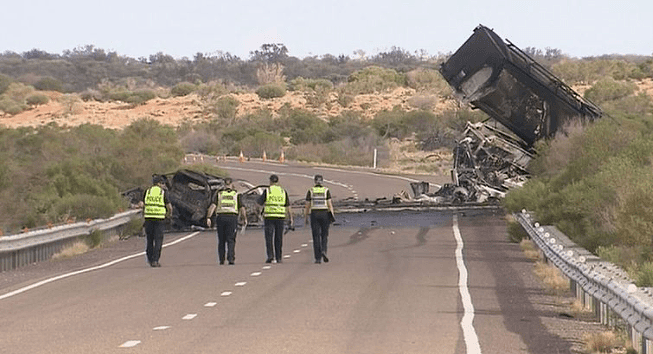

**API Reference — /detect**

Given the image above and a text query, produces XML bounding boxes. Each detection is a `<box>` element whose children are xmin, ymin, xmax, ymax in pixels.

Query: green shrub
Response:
<box><xmin>584</xmin><ymin>78</ymin><xmax>637</xmax><ymax>103</ymax></box>
<box><xmin>85</xmin><ymin>229</ymin><xmax>105</xmax><ymax>248</ymax></box>
<box><xmin>125</xmin><ymin>89</ymin><xmax>156</xmax><ymax>104</ymax></box>
<box><xmin>26</xmin><ymin>94</ymin><xmax>49</xmax><ymax>106</ymax></box>
<box><xmin>344</xmin><ymin>66</ymin><xmax>407</xmax><ymax>94</ymax></box>
<box><xmin>0</xmin><ymin>74</ymin><xmax>15</xmax><ymax>95</ymax></box>
<box><xmin>0</xmin><ymin>96</ymin><xmax>27</xmax><ymax>114</ymax></box>
<box><xmin>171</xmin><ymin>82</ymin><xmax>197</xmax><ymax>97</ymax></box>
<box><xmin>255</xmin><ymin>83</ymin><xmax>286</xmax><ymax>99</ymax></box>
<box><xmin>507</xmin><ymin>219</ymin><xmax>529</xmax><ymax>243</ymax></box>
<box><xmin>406</xmin><ymin>68</ymin><xmax>451</xmax><ymax>95</ymax></box>
<box><xmin>635</xmin><ymin>262</ymin><xmax>653</xmax><ymax>287</ymax></box>
<box><xmin>213</xmin><ymin>95</ymin><xmax>240</xmax><ymax>120</ymax></box>
<box><xmin>289</xmin><ymin>77</ymin><xmax>333</xmax><ymax>92</ymax></box>
<box><xmin>34</xmin><ymin>77</ymin><xmax>64</xmax><ymax>92</ymax></box>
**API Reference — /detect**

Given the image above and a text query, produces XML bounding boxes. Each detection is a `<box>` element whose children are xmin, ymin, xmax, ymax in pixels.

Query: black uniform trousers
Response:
<box><xmin>216</xmin><ymin>213</ymin><xmax>238</xmax><ymax>263</ymax></box>
<box><xmin>264</xmin><ymin>218</ymin><xmax>285</xmax><ymax>262</ymax></box>
<box><xmin>310</xmin><ymin>210</ymin><xmax>330</xmax><ymax>261</ymax></box>
<box><xmin>144</xmin><ymin>219</ymin><xmax>165</xmax><ymax>264</ymax></box>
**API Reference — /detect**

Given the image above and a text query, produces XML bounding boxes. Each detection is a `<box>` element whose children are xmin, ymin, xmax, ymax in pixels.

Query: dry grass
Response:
<box><xmin>520</xmin><ymin>239</ymin><xmax>541</xmax><ymax>261</ymax></box>
<box><xmin>52</xmin><ymin>241</ymin><xmax>89</xmax><ymax>260</ymax></box>
<box><xmin>582</xmin><ymin>331</ymin><xmax>627</xmax><ymax>353</ymax></box>
<box><xmin>533</xmin><ymin>261</ymin><xmax>569</xmax><ymax>294</ymax></box>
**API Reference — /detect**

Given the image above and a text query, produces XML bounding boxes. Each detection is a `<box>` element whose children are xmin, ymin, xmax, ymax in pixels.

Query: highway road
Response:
<box><xmin>0</xmin><ymin>160</ymin><xmax>578</xmax><ymax>353</ymax></box>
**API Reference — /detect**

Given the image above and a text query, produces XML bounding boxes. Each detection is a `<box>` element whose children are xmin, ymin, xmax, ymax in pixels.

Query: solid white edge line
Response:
<box><xmin>453</xmin><ymin>214</ymin><xmax>482</xmax><ymax>354</ymax></box>
<box><xmin>0</xmin><ymin>231</ymin><xmax>201</xmax><ymax>301</ymax></box>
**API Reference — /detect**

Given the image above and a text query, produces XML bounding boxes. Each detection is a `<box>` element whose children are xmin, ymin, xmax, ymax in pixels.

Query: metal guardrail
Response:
<box><xmin>0</xmin><ymin>210</ymin><xmax>141</xmax><ymax>272</ymax></box>
<box><xmin>516</xmin><ymin>210</ymin><xmax>653</xmax><ymax>354</ymax></box>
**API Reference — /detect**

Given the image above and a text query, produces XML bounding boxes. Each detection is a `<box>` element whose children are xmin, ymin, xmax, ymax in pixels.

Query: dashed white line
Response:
<box><xmin>235</xmin><ymin>282</ymin><xmax>247</xmax><ymax>287</ymax></box>
<box><xmin>0</xmin><ymin>232</ymin><xmax>201</xmax><ymax>301</ymax></box>
<box><xmin>262</xmin><ymin>266</ymin><xmax>271</xmax><ymax>270</ymax></box>
<box><xmin>119</xmin><ymin>340</ymin><xmax>141</xmax><ymax>348</ymax></box>
<box><xmin>283</xmin><ymin>255</ymin><xmax>290</xmax><ymax>259</ymax></box>
<box><xmin>153</xmin><ymin>326</ymin><xmax>170</xmax><ymax>331</ymax></box>
<box><xmin>453</xmin><ymin>214</ymin><xmax>482</xmax><ymax>354</ymax></box>
<box><xmin>251</xmin><ymin>272</ymin><xmax>262</xmax><ymax>276</ymax></box>
<box><xmin>301</xmin><ymin>244</ymin><xmax>308</xmax><ymax>247</ymax></box>
<box><xmin>293</xmin><ymin>249</ymin><xmax>300</xmax><ymax>253</ymax></box>
<box><xmin>204</xmin><ymin>302</ymin><xmax>217</xmax><ymax>307</ymax></box>
<box><xmin>182</xmin><ymin>314</ymin><xmax>197</xmax><ymax>320</ymax></box>
<box><xmin>220</xmin><ymin>291</ymin><xmax>232</xmax><ymax>296</ymax></box>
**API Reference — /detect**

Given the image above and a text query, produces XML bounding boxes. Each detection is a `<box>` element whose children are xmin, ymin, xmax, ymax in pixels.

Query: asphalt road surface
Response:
<box><xmin>0</xmin><ymin>161</ymin><xmax>580</xmax><ymax>353</ymax></box>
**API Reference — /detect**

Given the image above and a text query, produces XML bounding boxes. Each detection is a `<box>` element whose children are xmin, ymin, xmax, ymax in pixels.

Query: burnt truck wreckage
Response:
<box><xmin>426</xmin><ymin>24</ymin><xmax>603</xmax><ymax>203</ymax></box>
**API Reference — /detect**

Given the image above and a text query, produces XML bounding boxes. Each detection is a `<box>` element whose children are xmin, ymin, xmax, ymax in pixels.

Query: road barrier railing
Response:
<box><xmin>0</xmin><ymin>210</ymin><xmax>141</xmax><ymax>273</ymax></box>
<box><xmin>516</xmin><ymin>210</ymin><xmax>653</xmax><ymax>354</ymax></box>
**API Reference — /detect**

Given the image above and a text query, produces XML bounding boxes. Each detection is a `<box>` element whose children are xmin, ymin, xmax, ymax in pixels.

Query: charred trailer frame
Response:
<box><xmin>439</xmin><ymin>24</ymin><xmax>602</xmax><ymax>148</ymax></box>
<box><xmin>436</xmin><ymin>25</ymin><xmax>602</xmax><ymax>202</ymax></box>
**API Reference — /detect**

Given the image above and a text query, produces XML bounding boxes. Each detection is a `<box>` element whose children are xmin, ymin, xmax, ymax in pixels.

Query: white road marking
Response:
<box><xmin>235</xmin><ymin>282</ymin><xmax>246</xmax><ymax>287</ymax></box>
<box><xmin>0</xmin><ymin>232</ymin><xmax>201</xmax><ymax>301</ymax></box>
<box><xmin>301</xmin><ymin>244</ymin><xmax>308</xmax><ymax>247</ymax></box>
<box><xmin>262</xmin><ymin>266</ymin><xmax>271</xmax><ymax>270</ymax></box>
<box><xmin>453</xmin><ymin>214</ymin><xmax>482</xmax><ymax>354</ymax></box>
<box><xmin>182</xmin><ymin>314</ymin><xmax>197</xmax><ymax>320</ymax></box>
<box><xmin>283</xmin><ymin>255</ymin><xmax>290</xmax><ymax>258</ymax></box>
<box><xmin>221</xmin><ymin>291</ymin><xmax>232</xmax><ymax>296</ymax></box>
<box><xmin>153</xmin><ymin>326</ymin><xmax>170</xmax><ymax>331</ymax></box>
<box><xmin>251</xmin><ymin>272</ymin><xmax>262</xmax><ymax>276</ymax></box>
<box><xmin>119</xmin><ymin>340</ymin><xmax>141</xmax><ymax>348</ymax></box>
<box><xmin>204</xmin><ymin>302</ymin><xmax>217</xmax><ymax>307</ymax></box>
<box><xmin>293</xmin><ymin>249</ymin><xmax>300</xmax><ymax>253</ymax></box>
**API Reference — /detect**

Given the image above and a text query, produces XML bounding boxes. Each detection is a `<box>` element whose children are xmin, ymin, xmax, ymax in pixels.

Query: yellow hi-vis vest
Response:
<box><xmin>144</xmin><ymin>186</ymin><xmax>166</xmax><ymax>219</ymax></box>
<box><xmin>217</xmin><ymin>189</ymin><xmax>239</xmax><ymax>214</ymax></box>
<box><xmin>264</xmin><ymin>185</ymin><xmax>287</xmax><ymax>218</ymax></box>
<box><xmin>309</xmin><ymin>186</ymin><xmax>329</xmax><ymax>210</ymax></box>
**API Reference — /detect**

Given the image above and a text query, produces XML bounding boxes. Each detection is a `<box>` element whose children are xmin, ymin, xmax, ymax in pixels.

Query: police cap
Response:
<box><xmin>269</xmin><ymin>174</ymin><xmax>279</xmax><ymax>183</ymax></box>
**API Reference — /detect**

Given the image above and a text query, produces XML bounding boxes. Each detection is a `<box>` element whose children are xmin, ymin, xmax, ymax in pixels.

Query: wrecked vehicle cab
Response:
<box><xmin>123</xmin><ymin>169</ymin><xmax>267</xmax><ymax>231</ymax></box>
<box><xmin>436</xmin><ymin>24</ymin><xmax>602</xmax><ymax>203</ymax></box>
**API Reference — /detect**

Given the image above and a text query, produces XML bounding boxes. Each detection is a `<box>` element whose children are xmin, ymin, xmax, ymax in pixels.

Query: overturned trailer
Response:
<box><xmin>434</xmin><ymin>24</ymin><xmax>602</xmax><ymax>202</ymax></box>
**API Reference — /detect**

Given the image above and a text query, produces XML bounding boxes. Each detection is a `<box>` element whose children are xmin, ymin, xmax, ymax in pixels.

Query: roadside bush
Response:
<box><xmin>171</xmin><ymin>82</ymin><xmax>196</xmax><ymax>97</ymax></box>
<box><xmin>34</xmin><ymin>76</ymin><xmax>64</xmax><ymax>92</ymax></box>
<box><xmin>26</xmin><ymin>94</ymin><xmax>49</xmax><ymax>106</ymax></box>
<box><xmin>0</xmin><ymin>74</ymin><xmax>13</xmax><ymax>95</ymax></box>
<box><xmin>0</xmin><ymin>96</ymin><xmax>27</xmax><ymax>114</ymax></box>
<box><xmin>584</xmin><ymin>77</ymin><xmax>637</xmax><ymax>103</ymax></box>
<box><xmin>212</xmin><ymin>95</ymin><xmax>240</xmax><ymax>121</ymax></box>
<box><xmin>405</xmin><ymin>68</ymin><xmax>451</xmax><ymax>95</ymax></box>
<box><xmin>255</xmin><ymin>83</ymin><xmax>286</xmax><ymax>99</ymax></box>
<box><xmin>288</xmin><ymin>77</ymin><xmax>333</xmax><ymax>92</ymax></box>
<box><xmin>344</xmin><ymin>66</ymin><xmax>407</xmax><ymax>94</ymax></box>
<box><xmin>125</xmin><ymin>89</ymin><xmax>156</xmax><ymax>104</ymax></box>
<box><xmin>85</xmin><ymin>229</ymin><xmax>105</xmax><ymax>248</ymax></box>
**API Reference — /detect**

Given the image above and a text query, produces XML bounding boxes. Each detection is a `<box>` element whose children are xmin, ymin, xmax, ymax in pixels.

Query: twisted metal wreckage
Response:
<box><xmin>409</xmin><ymin>24</ymin><xmax>602</xmax><ymax>204</ymax></box>
<box><xmin>124</xmin><ymin>25</ymin><xmax>603</xmax><ymax>230</ymax></box>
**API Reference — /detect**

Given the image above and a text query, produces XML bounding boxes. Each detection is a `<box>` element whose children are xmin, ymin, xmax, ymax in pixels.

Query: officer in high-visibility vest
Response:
<box><xmin>257</xmin><ymin>174</ymin><xmax>293</xmax><ymax>263</ymax></box>
<box><xmin>141</xmin><ymin>175</ymin><xmax>172</xmax><ymax>267</ymax></box>
<box><xmin>304</xmin><ymin>174</ymin><xmax>335</xmax><ymax>264</ymax></box>
<box><xmin>206</xmin><ymin>177</ymin><xmax>247</xmax><ymax>265</ymax></box>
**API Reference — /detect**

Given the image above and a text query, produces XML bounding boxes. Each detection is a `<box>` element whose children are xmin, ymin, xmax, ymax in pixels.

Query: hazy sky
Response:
<box><xmin>2</xmin><ymin>0</ymin><xmax>651</xmax><ymax>60</ymax></box>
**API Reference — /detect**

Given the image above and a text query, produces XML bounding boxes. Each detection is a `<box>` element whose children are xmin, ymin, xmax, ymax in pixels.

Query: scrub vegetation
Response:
<box><xmin>1</xmin><ymin>44</ymin><xmax>653</xmax><ymax>282</ymax></box>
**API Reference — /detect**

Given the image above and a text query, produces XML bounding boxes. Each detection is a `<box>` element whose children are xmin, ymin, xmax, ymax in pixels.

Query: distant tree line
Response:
<box><xmin>0</xmin><ymin>44</ymin><xmax>449</xmax><ymax>93</ymax></box>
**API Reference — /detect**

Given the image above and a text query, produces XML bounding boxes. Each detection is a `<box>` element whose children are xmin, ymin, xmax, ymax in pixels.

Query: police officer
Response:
<box><xmin>304</xmin><ymin>174</ymin><xmax>335</xmax><ymax>264</ymax></box>
<box><xmin>257</xmin><ymin>174</ymin><xmax>293</xmax><ymax>263</ymax></box>
<box><xmin>141</xmin><ymin>175</ymin><xmax>172</xmax><ymax>267</ymax></box>
<box><xmin>206</xmin><ymin>177</ymin><xmax>247</xmax><ymax>265</ymax></box>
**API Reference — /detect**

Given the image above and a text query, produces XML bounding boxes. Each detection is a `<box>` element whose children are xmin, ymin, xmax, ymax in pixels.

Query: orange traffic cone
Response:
<box><xmin>262</xmin><ymin>151</ymin><xmax>267</xmax><ymax>161</ymax></box>
<box><xmin>279</xmin><ymin>150</ymin><xmax>285</xmax><ymax>163</ymax></box>
<box><xmin>239</xmin><ymin>151</ymin><xmax>245</xmax><ymax>163</ymax></box>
